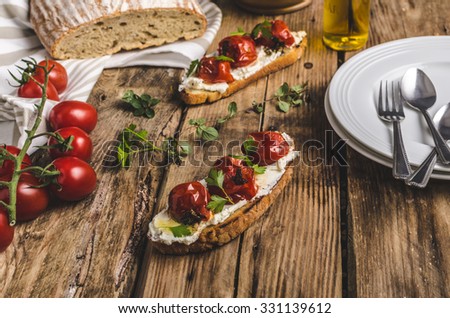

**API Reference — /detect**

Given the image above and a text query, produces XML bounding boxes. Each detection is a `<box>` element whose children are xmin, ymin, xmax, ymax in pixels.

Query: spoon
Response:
<box><xmin>401</xmin><ymin>68</ymin><xmax>450</xmax><ymax>164</ymax></box>
<box><xmin>406</xmin><ymin>103</ymin><xmax>450</xmax><ymax>188</ymax></box>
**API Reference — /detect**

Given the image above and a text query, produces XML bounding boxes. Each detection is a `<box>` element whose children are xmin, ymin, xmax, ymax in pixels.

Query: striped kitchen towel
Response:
<box><xmin>0</xmin><ymin>0</ymin><xmax>222</xmax><ymax>151</ymax></box>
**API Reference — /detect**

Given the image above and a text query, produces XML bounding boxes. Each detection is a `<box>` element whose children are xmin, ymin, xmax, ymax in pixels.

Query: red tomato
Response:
<box><xmin>48</xmin><ymin>127</ymin><xmax>93</xmax><ymax>162</ymax></box>
<box><xmin>218</xmin><ymin>35</ymin><xmax>257</xmax><ymax>68</ymax></box>
<box><xmin>0</xmin><ymin>209</ymin><xmax>14</xmax><ymax>252</ymax></box>
<box><xmin>0</xmin><ymin>173</ymin><xmax>49</xmax><ymax>222</ymax></box>
<box><xmin>208</xmin><ymin>156</ymin><xmax>258</xmax><ymax>203</ymax></box>
<box><xmin>271</xmin><ymin>20</ymin><xmax>295</xmax><ymax>47</ymax></box>
<box><xmin>18</xmin><ymin>75</ymin><xmax>59</xmax><ymax>101</ymax></box>
<box><xmin>198</xmin><ymin>57</ymin><xmax>234</xmax><ymax>84</ymax></box>
<box><xmin>251</xmin><ymin>20</ymin><xmax>275</xmax><ymax>47</ymax></box>
<box><xmin>243</xmin><ymin>131</ymin><xmax>290</xmax><ymax>166</ymax></box>
<box><xmin>50</xmin><ymin>157</ymin><xmax>96</xmax><ymax>201</ymax></box>
<box><xmin>168</xmin><ymin>181</ymin><xmax>211</xmax><ymax>225</ymax></box>
<box><xmin>48</xmin><ymin>100</ymin><xmax>98</xmax><ymax>133</ymax></box>
<box><xmin>0</xmin><ymin>145</ymin><xmax>32</xmax><ymax>177</ymax></box>
<box><xmin>35</xmin><ymin>60</ymin><xmax>68</xmax><ymax>93</ymax></box>
<box><xmin>252</xmin><ymin>20</ymin><xmax>295</xmax><ymax>48</ymax></box>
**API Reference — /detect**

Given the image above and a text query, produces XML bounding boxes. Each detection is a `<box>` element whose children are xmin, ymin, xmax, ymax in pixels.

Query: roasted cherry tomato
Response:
<box><xmin>0</xmin><ymin>145</ymin><xmax>32</xmax><ymax>177</ymax></box>
<box><xmin>251</xmin><ymin>20</ymin><xmax>276</xmax><ymax>47</ymax></box>
<box><xmin>168</xmin><ymin>181</ymin><xmax>211</xmax><ymax>225</ymax></box>
<box><xmin>50</xmin><ymin>157</ymin><xmax>96</xmax><ymax>201</ymax></box>
<box><xmin>271</xmin><ymin>20</ymin><xmax>295</xmax><ymax>47</ymax></box>
<box><xmin>242</xmin><ymin>131</ymin><xmax>290</xmax><ymax>166</ymax></box>
<box><xmin>0</xmin><ymin>173</ymin><xmax>49</xmax><ymax>222</ymax></box>
<box><xmin>35</xmin><ymin>60</ymin><xmax>68</xmax><ymax>93</ymax></box>
<box><xmin>48</xmin><ymin>100</ymin><xmax>97</xmax><ymax>133</ymax></box>
<box><xmin>48</xmin><ymin>127</ymin><xmax>93</xmax><ymax>162</ymax></box>
<box><xmin>198</xmin><ymin>57</ymin><xmax>234</xmax><ymax>83</ymax></box>
<box><xmin>18</xmin><ymin>74</ymin><xmax>59</xmax><ymax>101</ymax></box>
<box><xmin>208</xmin><ymin>156</ymin><xmax>258</xmax><ymax>203</ymax></box>
<box><xmin>218</xmin><ymin>35</ymin><xmax>257</xmax><ymax>68</ymax></box>
<box><xmin>252</xmin><ymin>20</ymin><xmax>295</xmax><ymax>48</ymax></box>
<box><xmin>0</xmin><ymin>209</ymin><xmax>14</xmax><ymax>253</ymax></box>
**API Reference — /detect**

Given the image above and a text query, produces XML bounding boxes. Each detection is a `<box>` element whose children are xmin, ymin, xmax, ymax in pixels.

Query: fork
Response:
<box><xmin>377</xmin><ymin>81</ymin><xmax>412</xmax><ymax>179</ymax></box>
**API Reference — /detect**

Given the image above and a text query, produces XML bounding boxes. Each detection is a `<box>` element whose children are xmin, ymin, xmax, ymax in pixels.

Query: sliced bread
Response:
<box><xmin>30</xmin><ymin>0</ymin><xmax>207</xmax><ymax>59</ymax></box>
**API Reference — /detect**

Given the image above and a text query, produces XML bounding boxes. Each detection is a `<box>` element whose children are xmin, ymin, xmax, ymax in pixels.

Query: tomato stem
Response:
<box><xmin>0</xmin><ymin>57</ymin><xmax>50</xmax><ymax>226</ymax></box>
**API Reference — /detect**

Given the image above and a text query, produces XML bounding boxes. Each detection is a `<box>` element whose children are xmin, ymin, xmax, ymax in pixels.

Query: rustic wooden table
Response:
<box><xmin>1</xmin><ymin>0</ymin><xmax>449</xmax><ymax>298</ymax></box>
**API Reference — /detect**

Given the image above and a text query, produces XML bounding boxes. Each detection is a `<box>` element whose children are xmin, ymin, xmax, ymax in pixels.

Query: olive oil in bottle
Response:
<box><xmin>323</xmin><ymin>0</ymin><xmax>371</xmax><ymax>51</ymax></box>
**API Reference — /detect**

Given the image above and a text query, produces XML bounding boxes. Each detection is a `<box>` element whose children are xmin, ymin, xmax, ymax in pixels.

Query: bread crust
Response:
<box><xmin>179</xmin><ymin>38</ymin><xmax>307</xmax><ymax>105</ymax></box>
<box><xmin>151</xmin><ymin>165</ymin><xmax>294</xmax><ymax>255</ymax></box>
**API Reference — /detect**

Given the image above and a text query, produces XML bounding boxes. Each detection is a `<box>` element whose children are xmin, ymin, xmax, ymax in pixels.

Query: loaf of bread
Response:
<box><xmin>30</xmin><ymin>0</ymin><xmax>207</xmax><ymax>60</ymax></box>
<box><xmin>152</xmin><ymin>165</ymin><xmax>294</xmax><ymax>254</ymax></box>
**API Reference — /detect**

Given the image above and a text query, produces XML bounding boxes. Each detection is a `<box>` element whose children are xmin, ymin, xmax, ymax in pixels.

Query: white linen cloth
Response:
<box><xmin>0</xmin><ymin>0</ymin><xmax>221</xmax><ymax>152</ymax></box>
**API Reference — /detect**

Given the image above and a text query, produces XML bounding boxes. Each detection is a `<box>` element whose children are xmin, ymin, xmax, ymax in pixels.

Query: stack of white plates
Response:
<box><xmin>325</xmin><ymin>36</ymin><xmax>450</xmax><ymax>180</ymax></box>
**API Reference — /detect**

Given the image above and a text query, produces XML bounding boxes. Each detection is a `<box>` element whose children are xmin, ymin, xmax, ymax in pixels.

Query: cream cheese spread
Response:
<box><xmin>178</xmin><ymin>31</ymin><xmax>307</xmax><ymax>94</ymax></box>
<box><xmin>148</xmin><ymin>133</ymin><xmax>299</xmax><ymax>245</ymax></box>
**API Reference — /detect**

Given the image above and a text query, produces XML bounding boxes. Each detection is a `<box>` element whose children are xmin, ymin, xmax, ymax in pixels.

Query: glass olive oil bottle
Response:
<box><xmin>323</xmin><ymin>0</ymin><xmax>371</xmax><ymax>51</ymax></box>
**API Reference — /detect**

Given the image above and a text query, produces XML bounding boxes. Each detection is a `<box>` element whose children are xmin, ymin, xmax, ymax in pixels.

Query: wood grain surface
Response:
<box><xmin>1</xmin><ymin>0</ymin><xmax>449</xmax><ymax>298</ymax></box>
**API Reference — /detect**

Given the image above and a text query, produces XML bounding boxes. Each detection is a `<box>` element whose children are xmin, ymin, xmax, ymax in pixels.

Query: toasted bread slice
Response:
<box><xmin>179</xmin><ymin>37</ymin><xmax>307</xmax><ymax>105</ymax></box>
<box><xmin>151</xmin><ymin>165</ymin><xmax>293</xmax><ymax>255</ymax></box>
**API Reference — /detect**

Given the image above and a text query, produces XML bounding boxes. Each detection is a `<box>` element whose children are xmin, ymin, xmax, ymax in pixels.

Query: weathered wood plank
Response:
<box><xmin>235</xmin><ymin>0</ymin><xmax>342</xmax><ymax>297</ymax></box>
<box><xmin>346</xmin><ymin>0</ymin><xmax>450</xmax><ymax>297</ymax></box>
<box><xmin>0</xmin><ymin>66</ymin><xmax>183</xmax><ymax>297</ymax></box>
<box><xmin>135</xmin><ymin>0</ymin><xmax>269</xmax><ymax>297</ymax></box>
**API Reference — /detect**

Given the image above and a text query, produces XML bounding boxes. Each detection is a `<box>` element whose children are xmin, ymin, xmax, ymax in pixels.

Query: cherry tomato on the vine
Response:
<box><xmin>48</xmin><ymin>100</ymin><xmax>98</xmax><ymax>133</ymax></box>
<box><xmin>48</xmin><ymin>127</ymin><xmax>93</xmax><ymax>162</ymax></box>
<box><xmin>18</xmin><ymin>75</ymin><xmax>59</xmax><ymax>101</ymax></box>
<box><xmin>0</xmin><ymin>209</ymin><xmax>14</xmax><ymax>253</ymax></box>
<box><xmin>35</xmin><ymin>60</ymin><xmax>68</xmax><ymax>93</ymax></box>
<box><xmin>50</xmin><ymin>157</ymin><xmax>96</xmax><ymax>201</ymax></box>
<box><xmin>0</xmin><ymin>145</ymin><xmax>32</xmax><ymax>177</ymax></box>
<box><xmin>0</xmin><ymin>173</ymin><xmax>49</xmax><ymax>222</ymax></box>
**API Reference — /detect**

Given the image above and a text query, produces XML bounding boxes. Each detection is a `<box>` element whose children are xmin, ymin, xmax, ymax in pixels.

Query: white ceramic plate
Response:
<box><xmin>325</xmin><ymin>89</ymin><xmax>450</xmax><ymax>180</ymax></box>
<box><xmin>327</xmin><ymin>36</ymin><xmax>450</xmax><ymax>177</ymax></box>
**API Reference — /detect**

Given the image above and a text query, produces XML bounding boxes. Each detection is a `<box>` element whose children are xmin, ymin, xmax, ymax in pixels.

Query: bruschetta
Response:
<box><xmin>148</xmin><ymin>131</ymin><xmax>299</xmax><ymax>254</ymax></box>
<box><xmin>179</xmin><ymin>20</ymin><xmax>307</xmax><ymax>105</ymax></box>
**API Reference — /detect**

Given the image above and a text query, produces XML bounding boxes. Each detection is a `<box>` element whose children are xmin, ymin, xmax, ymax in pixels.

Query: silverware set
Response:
<box><xmin>377</xmin><ymin>67</ymin><xmax>450</xmax><ymax>187</ymax></box>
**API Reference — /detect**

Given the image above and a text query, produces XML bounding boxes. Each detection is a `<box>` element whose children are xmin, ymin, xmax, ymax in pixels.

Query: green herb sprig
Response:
<box><xmin>230</xmin><ymin>27</ymin><xmax>247</xmax><ymax>36</ymax></box>
<box><xmin>231</xmin><ymin>154</ymin><xmax>266</xmax><ymax>175</ymax></box>
<box><xmin>251</xmin><ymin>20</ymin><xmax>272</xmax><ymax>41</ymax></box>
<box><xmin>116</xmin><ymin>124</ymin><xmax>190</xmax><ymax>168</ymax></box>
<box><xmin>274</xmin><ymin>82</ymin><xmax>308</xmax><ymax>113</ymax></box>
<box><xmin>122</xmin><ymin>90</ymin><xmax>160</xmax><ymax>118</ymax></box>
<box><xmin>205</xmin><ymin>169</ymin><xmax>234</xmax><ymax>213</ymax></box>
<box><xmin>251</xmin><ymin>82</ymin><xmax>308</xmax><ymax>114</ymax></box>
<box><xmin>187</xmin><ymin>59</ymin><xmax>200</xmax><ymax>77</ymax></box>
<box><xmin>189</xmin><ymin>102</ymin><xmax>238</xmax><ymax>141</ymax></box>
<box><xmin>188</xmin><ymin>118</ymin><xmax>219</xmax><ymax>141</ymax></box>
